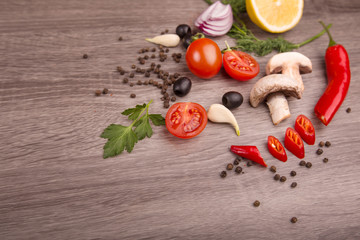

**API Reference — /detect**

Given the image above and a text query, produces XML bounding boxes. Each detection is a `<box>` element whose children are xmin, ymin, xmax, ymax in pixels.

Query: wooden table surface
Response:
<box><xmin>1</xmin><ymin>0</ymin><xmax>360</xmax><ymax>239</ymax></box>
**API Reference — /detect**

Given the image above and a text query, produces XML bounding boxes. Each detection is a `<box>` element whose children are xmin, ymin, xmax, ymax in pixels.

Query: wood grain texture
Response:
<box><xmin>1</xmin><ymin>0</ymin><xmax>360</xmax><ymax>239</ymax></box>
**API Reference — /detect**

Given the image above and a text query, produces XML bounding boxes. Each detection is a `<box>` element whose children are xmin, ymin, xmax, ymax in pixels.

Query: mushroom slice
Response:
<box><xmin>266</xmin><ymin>52</ymin><xmax>312</xmax><ymax>94</ymax></box>
<box><xmin>250</xmin><ymin>74</ymin><xmax>302</xmax><ymax>108</ymax></box>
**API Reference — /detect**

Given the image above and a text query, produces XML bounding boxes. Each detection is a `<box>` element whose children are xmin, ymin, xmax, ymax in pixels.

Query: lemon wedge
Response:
<box><xmin>246</xmin><ymin>0</ymin><xmax>304</xmax><ymax>33</ymax></box>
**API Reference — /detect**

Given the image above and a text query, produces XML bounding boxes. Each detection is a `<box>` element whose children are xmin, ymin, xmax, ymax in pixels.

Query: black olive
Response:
<box><xmin>173</xmin><ymin>77</ymin><xmax>192</xmax><ymax>97</ymax></box>
<box><xmin>182</xmin><ymin>33</ymin><xmax>193</xmax><ymax>49</ymax></box>
<box><xmin>222</xmin><ymin>91</ymin><xmax>243</xmax><ymax>109</ymax></box>
<box><xmin>176</xmin><ymin>24</ymin><xmax>192</xmax><ymax>39</ymax></box>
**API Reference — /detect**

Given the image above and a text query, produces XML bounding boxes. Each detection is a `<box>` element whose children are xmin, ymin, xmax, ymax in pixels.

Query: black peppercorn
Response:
<box><xmin>137</xmin><ymin>80</ymin><xmax>142</xmax><ymax>85</ymax></box>
<box><xmin>129</xmin><ymin>72</ymin><xmax>134</xmax><ymax>78</ymax></box>
<box><xmin>235</xmin><ymin>166</ymin><xmax>242</xmax><ymax>174</ymax></box>
<box><xmin>316</xmin><ymin>149</ymin><xmax>324</xmax><ymax>155</ymax></box>
<box><xmin>270</xmin><ymin>166</ymin><xmax>276</xmax><ymax>173</ymax></box>
<box><xmin>290</xmin><ymin>217</ymin><xmax>298</xmax><ymax>223</ymax></box>
<box><xmin>299</xmin><ymin>160</ymin><xmax>306</xmax><ymax>166</ymax></box>
<box><xmin>319</xmin><ymin>141</ymin><xmax>325</xmax><ymax>147</ymax></box>
<box><xmin>164</xmin><ymin>101</ymin><xmax>170</xmax><ymax>108</ymax></box>
<box><xmin>274</xmin><ymin>174</ymin><xmax>280</xmax><ymax>181</ymax></box>
<box><xmin>95</xmin><ymin>90</ymin><xmax>101</xmax><ymax>96</ymax></box>
<box><xmin>123</xmin><ymin>78</ymin><xmax>129</xmax><ymax>83</ymax></box>
<box><xmin>325</xmin><ymin>141</ymin><xmax>331</xmax><ymax>147</ymax></box>
<box><xmin>220</xmin><ymin>171</ymin><xmax>227</xmax><ymax>178</ymax></box>
<box><xmin>226</xmin><ymin>163</ymin><xmax>234</xmax><ymax>171</ymax></box>
<box><xmin>323</xmin><ymin>158</ymin><xmax>329</xmax><ymax>163</ymax></box>
<box><xmin>145</xmin><ymin>72</ymin><xmax>150</xmax><ymax>77</ymax></box>
<box><xmin>290</xmin><ymin>171</ymin><xmax>296</xmax><ymax>177</ymax></box>
<box><xmin>130</xmin><ymin>93</ymin><xmax>136</xmax><ymax>98</ymax></box>
<box><xmin>131</xmin><ymin>64</ymin><xmax>136</xmax><ymax>69</ymax></box>
<box><xmin>346</xmin><ymin>107</ymin><xmax>351</xmax><ymax>113</ymax></box>
<box><xmin>253</xmin><ymin>200</ymin><xmax>260</xmax><ymax>207</ymax></box>
<box><xmin>234</xmin><ymin>159</ymin><xmax>240</xmax><ymax>165</ymax></box>
<box><xmin>291</xmin><ymin>182</ymin><xmax>297</xmax><ymax>188</ymax></box>
<box><xmin>118</xmin><ymin>36</ymin><xmax>123</xmax><ymax>41</ymax></box>
<box><xmin>83</xmin><ymin>54</ymin><xmax>88</xmax><ymax>59</ymax></box>
<box><xmin>171</xmin><ymin>96</ymin><xmax>176</xmax><ymax>102</ymax></box>
<box><xmin>306</xmin><ymin>162</ymin><xmax>312</xmax><ymax>168</ymax></box>
<box><xmin>129</xmin><ymin>83</ymin><xmax>134</xmax><ymax>87</ymax></box>
<box><xmin>280</xmin><ymin>176</ymin><xmax>287</xmax><ymax>182</ymax></box>
<box><xmin>102</xmin><ymin>88</ymin><xmax>109</xmax><ymax>94</ymax></box>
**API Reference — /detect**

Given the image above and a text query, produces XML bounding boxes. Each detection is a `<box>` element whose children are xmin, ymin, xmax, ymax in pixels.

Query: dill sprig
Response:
<box><xmin>203</xmin><ymin>0</ymin><xmax>331</xmax><ymax>56</ymax></box>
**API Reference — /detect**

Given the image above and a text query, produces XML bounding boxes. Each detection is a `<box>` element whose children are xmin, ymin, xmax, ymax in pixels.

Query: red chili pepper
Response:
<box><xmin>314</xmin><ymin>21</ymin><xmax>351</xmax><ymax>126</ymax></box>
<box><xmin>284</xmin><ymin>128</ymin><xmax>305</xmax><ymax>159</ymax></box>
<box><xmin>294</xmin><ymin>114</ymin><xmax>315</xmax><ymax>145</ymax></box>
<box><xmin>230</xmin><ymin>145</ymin><xmax>267</xmax><ymax>167</ymax></box>
<box><xmin>267</xmin><ymin>136</ymin><xmax>287</xmax><ymax>162</ymax></box>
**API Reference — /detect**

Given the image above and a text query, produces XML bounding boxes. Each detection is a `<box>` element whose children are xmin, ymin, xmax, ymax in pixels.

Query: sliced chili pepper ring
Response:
<box><xmin>295</xmin><ymin>114</ymin><xmax>315</xmax><ymax>145</ymax></box>
<box><xmin>284</xmin><ymin>127</ymin><xmax>305</xmax><ymax>159</ymax></box>
<box><xmin>267</xmin><ymin>136</ymin><xmax>287</xmax><ymax>162</ymax></box>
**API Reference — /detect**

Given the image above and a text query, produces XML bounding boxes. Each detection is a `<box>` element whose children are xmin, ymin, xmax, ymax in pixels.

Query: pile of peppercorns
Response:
<box><xmin>220</xmin><ymin>157</ymin><xmax>246</xmax><ymax>178</ymax></box>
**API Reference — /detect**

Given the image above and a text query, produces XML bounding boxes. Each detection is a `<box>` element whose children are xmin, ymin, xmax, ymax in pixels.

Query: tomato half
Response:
<box><xmin>295</xmin><ymin>114</ymin><xmax>315</xmax><ymax>145</ymax></box>
<box><xmin>185</xmin><ymin>38</ymin><xmax>222</xmax><ymax>79</ymax></box>
<box><xmin>165</xmin><ymin>102</ymin><xmax>208</xmax><ymax>139</ymax></box>
<box><xmin>223</xmin><ymin>49</ymin><xmax>259</xmax><ymax>81</ymax></box>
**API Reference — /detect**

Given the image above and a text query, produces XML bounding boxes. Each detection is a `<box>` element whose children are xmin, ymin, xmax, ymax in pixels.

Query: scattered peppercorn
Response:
<box><xmin>346</xmin><ymin>107</ymin><xmax>351</xmax><ymax>113</ymax></box>
<box><xmin>164</xmin><ymin>101</ymin><xmax>170</xmax><ymax>108</ymax></box>
<box><xmin>290</xmin><ymin>217</ymin><xmax>298</xmax><ymax>223</ymax></box>
<box><xmin>235</xmin><ymin>166</ymin><xmax>242</xmax><ymax>174</ymax></box>
<box><xmin>131</xmin><ymin>64</ymin><xmax>136</xmax><ymax>69</ymax></box>
<box><xmin>129</xmin><ymin>83</ymin><xmax>134</xmax><ymax>87</ymax></box>
<box><xmin>290</xmin><ymin>171</ymin><xmax>296</xmax><ymax>177</ymax></box>
<box><xmin>130</xmin><ymin>93</ymin><xmax>136</xmax><ymax>98</ymax></box>
<box><xmin>270</xmin><ymin>166</ymin><xmax>277</xmax><ymax>173</ymax></box>
<box><xmin>233</xmin><ymin>158</ymin><xmax>240</xmax><ymax>165</ymax></box>
<box><xmin>118</xmin><ymin>36</ymin><xmax>123</xmax><ymax>41</ymax></box>
<box><xmin>137</xmin><ymin>80</ymin><xmax>142</xmax><ymax>85</ymax></box>
<box><xmin>129</xmin><ymin>72</ymin><xmax>134</xmax><ymax>78</ymax></box>
<box><xmin>102</xmin><ymin>88</ymin><xmax>109</xmax><ymax>94</ymax></box>
<box><xmin>247</xmin><ymin>161</ymin><xmax>252</xmax><ymax>167</ymax></box>
<box><xmin>253</xmin><ymin>200</ymin><xmax>260</xmax><ymax>207</ymax></box>
<box><xmin>95</xmin><ymin>90</ymin><xmax>101</xmax><ymax>96</ymax></box>
<box><xmin>170</xmin><ymin>96</ymin><xmax>176</xmax><ymax>102</ymax></box>
<box><xmin>323</xmin><ymin>158</ymin><xmax>329</xmax><ymax>163</ymax></box>
<box><xmin>325</xmin><ymin>141</ymin><xmax>331</xmax><ymax>147</ymax></box>
<box><xmin>291</xmin><ymin>182</ymin><xmax>297</xmax><ymax>188</ymax></box>
<box><xmin>280</xmin><ymin>176</ymin><xmax>287</xmax><ymax>182</ymax></box>
<box><xmin>306</xmin><ymin>162</ymin><xmax>312</xmax><ymax>168</ymax></box>
<box><xmin>274</xmin><ymin>174</ymin><xmax>280</xmax><ymax>181</ymax></box>
<box><xmin>226</xmin><ymin>163</ymin><xmax>234</xmax><ymax>171</ymax></box>
<box><xmin>299</xmin><ymin>160</ymin><xmax>306</xmax><ymax>166</ymax></box>
<box><xmin>319</xmin><ymin>141</ymin><xmax>325</xmax><ymax>147</ymax></box>
<box><xmin>316</xmin><ymin>149</ymin><xmax>324</xmax><ymax>155</ymax></box>
<box><xmin>220</xmin><ymin>171</ymin><xmax>227</xmax><ymax>178</ymax></box>
<box><xmin>83</xmin><ymin>54</ymin><xmax>88</xmax><ymax>59</ymax></box>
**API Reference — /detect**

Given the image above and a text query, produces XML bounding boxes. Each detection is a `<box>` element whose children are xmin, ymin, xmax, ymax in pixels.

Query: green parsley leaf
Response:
<box><xmin>101</xmin><ymin>100</ymin><xmax>165</xmax><ymax>158</ymax></box>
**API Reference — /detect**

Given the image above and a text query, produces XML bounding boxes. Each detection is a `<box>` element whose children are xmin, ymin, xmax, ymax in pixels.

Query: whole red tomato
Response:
<box><xmin>165</xmin><ymin>102</ymin><xmax>207</xmax><ymax>139</ymax></box>
<box><xmin>185</xmin><ymin>38</ymin><xmax>222</xmax><ymax>79</ymax></box>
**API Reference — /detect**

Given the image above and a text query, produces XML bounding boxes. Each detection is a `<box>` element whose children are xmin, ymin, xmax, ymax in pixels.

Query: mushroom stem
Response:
<box><xmin>266</xmin><ymin>92</ymin><xmax>291</xmax><ymax>125</ymax></box>
<box><xmin>282</xmin><ymin>66</ymin><xmax>304</xmax><ymax>93</ymax></box>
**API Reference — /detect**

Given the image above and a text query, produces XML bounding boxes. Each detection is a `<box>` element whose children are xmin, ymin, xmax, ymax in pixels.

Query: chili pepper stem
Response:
<box><xmin>296</xmin><ymin>24</ymin><xmax>332</xmax><ymax>48</ymax></box>
<box><xmin>319</xmin><ymin>21</ymin><xmax>337</xmax><ymax>47</ymax></box>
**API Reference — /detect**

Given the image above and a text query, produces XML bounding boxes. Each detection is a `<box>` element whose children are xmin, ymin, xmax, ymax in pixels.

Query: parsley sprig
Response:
<box><xmin>100</xmin><ymin>100</ymin><xmax>165</xmax><ymax>158</ymax></box>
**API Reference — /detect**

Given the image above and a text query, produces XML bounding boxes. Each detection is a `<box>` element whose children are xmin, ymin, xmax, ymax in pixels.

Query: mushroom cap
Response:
<box><xmin>250</xmin><ymin>74</ymin><xmax>302</xmax><ymax>107</ymax></box>
<box><xmin>266</xmin><ymin>52</ymin><xmax>312</xmax><ymax>75</ymax></box>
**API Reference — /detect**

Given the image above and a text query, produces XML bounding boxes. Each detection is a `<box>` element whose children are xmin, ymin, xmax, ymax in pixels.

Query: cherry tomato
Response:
<box><xmin>294</xmin><ymin>114</ymin><xmax>315</xmax><ymax>145</ymax></box>
<box><xmin>165</xmin><ymin>102</ymin><xmax>208</xmax><ymax>139</ymax></box>
<box><xmin>267</xmin><ymin>136</ymin><xmax>287</xmax><ymax>162</ymax></box>
<box><xmin>223</xmin><ymin>49</ymin><xmax>259</xmax><ymax>81</ymax></box>
<box><xmin>284</xmin><ymin>128</ymin><xmax>305</xmax><ymax>159</ymax></box>
<box><xmin>185</xmin><ymin>38</ymin><xmax>222</xmax><ymax>79</ymax></box>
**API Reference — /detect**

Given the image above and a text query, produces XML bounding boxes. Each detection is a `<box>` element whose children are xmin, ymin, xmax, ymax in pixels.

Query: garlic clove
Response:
<box><xmin>145</xmin><ymin>34</ymin><xmax>180</xmax><ymax>47</ymax></box>
<box><xmin>207</xmin><ymin>104</ymin><xmax>240</xmax><ymax>136</ymax></box>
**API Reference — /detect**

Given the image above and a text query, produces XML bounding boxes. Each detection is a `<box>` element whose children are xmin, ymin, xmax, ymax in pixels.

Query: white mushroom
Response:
<box><xmin>250</xmin><ymin>52</ymin><xmax>312</xmax><ymax>125</ymax></box>
<box><xmin>250</xmin><ymin>74</ymin><xmax>302</xmax><ymax>125</ymax></box>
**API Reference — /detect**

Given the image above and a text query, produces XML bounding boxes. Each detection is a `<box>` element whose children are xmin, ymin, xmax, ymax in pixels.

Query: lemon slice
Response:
<box><xmin>246</xmin><ymin>0</ymin><xmax>304</xmax><ymax>33</ymax></box>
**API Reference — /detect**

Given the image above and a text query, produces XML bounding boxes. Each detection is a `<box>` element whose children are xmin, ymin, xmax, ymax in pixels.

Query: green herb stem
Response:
<box><xmin>296</xmin><ymin>24</ymin><xmax>332</xmax><ymax>48</ymax></box>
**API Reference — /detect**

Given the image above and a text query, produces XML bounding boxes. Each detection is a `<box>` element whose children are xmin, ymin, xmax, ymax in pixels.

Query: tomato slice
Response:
<box><xmin>267</xmin><ymin>136</ymin><xmax>287</xmax><ymax>162</ymax></box>
<box><xmin>223</xmin><ymin>49</ymin><xmax>259</xmax><ymax>81</ymax></box>
<box><xmin>165</xmin><ymin>102</ymin><xmax>208</xmax><ymax>139</ymax></box>
<box><xmin>295</xmin><ymin>114</ymin><xmax>315</xmax><ymax>145</ymax></box>
<box><xmin>284</xmin><ymin>128</ymin><xmax>305</xmax><ymax>159</ymax></box>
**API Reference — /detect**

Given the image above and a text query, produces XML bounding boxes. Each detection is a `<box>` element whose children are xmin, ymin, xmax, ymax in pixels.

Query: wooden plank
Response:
<box><xmin>0</xmin><ymin>0</ymin><xmax>360</xmax><ymax>239</ymax></box>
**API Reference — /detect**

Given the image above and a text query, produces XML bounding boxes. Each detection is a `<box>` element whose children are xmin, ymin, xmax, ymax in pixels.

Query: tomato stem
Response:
<box><xmin>224</xmin><ymin>40</ymin><xmax>232</xmax><ymax>52</ymax></box>
<box><xmin>191</xmin><ymin>33</ymin><xmax>205</xmax><ymax>42</ymax></box>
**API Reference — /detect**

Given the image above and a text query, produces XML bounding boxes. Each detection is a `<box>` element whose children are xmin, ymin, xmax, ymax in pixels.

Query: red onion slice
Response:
<box><xmin>195</xmin><ymin>1</ymin><xmax>233</xmax><ymax>37</ymax></box>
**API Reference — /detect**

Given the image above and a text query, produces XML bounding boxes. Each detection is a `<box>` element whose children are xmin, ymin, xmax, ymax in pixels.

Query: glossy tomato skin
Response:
<box><xmin>223</xmin><ymin>50</ymin><xmax>259</xmax><ymax>81</ymax></box>
<box><xmin>268</xmin><ymin>136</ymin><xmax>287</xmax><ymax>162</ymax></box>
<box><xmin>284</xmin><ymin>128</ymin><xmax>305</xmax><ymax>159</ymax></box>
<box><xmin>186</xmin><ymin>38</ymin><xmax>222</xmax><ymax>79</ymax></box>
<box><xmin>295</xmin><ymin>114</ymin><xmax>315</xmax><ymax>145</ymax></box>
<box><xmin>165</xmin><ymin>102</ymin><xmax>208</xmax><ymax>139</ymax></box>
